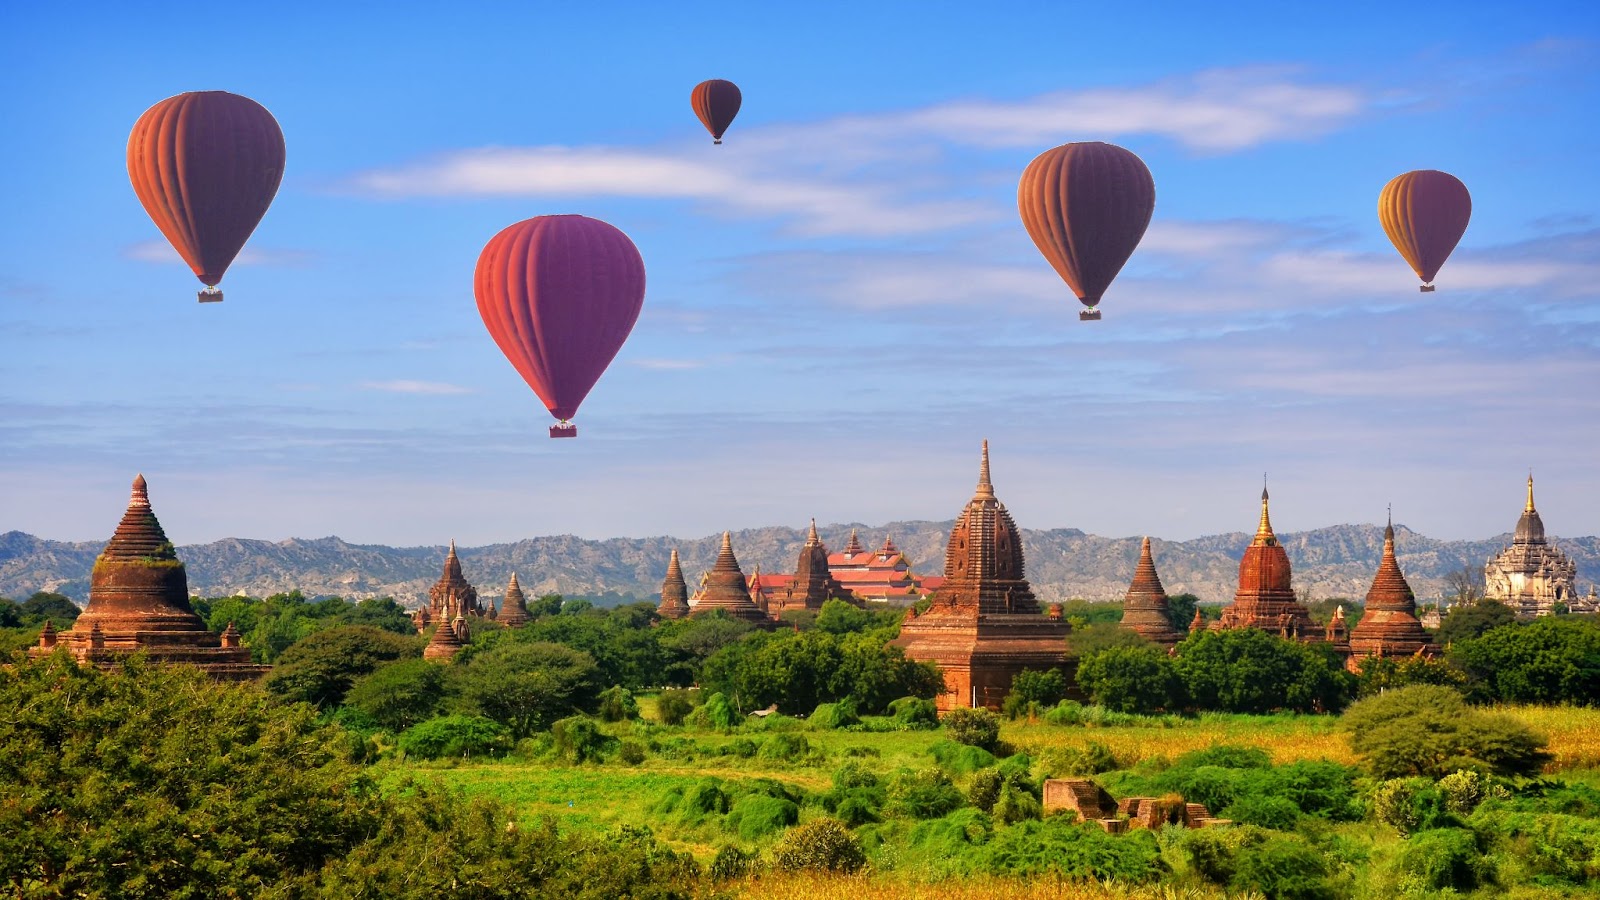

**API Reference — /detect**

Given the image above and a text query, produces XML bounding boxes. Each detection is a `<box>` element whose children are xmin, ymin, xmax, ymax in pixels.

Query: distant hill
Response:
<box><xmin>4</xmin><ymin>522</ymin><xmax>1596</xmax><ymax>608</ymax></box>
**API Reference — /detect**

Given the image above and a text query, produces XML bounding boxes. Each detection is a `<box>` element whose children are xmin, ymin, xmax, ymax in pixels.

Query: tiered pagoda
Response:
<box><xmin>760</xmin><ymin>519</ymin><xmax>855</xmax><ymax>619</ymax></box>
<box><xmin>828</xmin><ymin>531</ymin><xmax>941</xmax><ymax>604</ymax></box>
<box><xmin>1214</xmin><ymin>485</ymin><xmax>1318</xmax><ymax>640</ymax></box>
<box><xmin>656</xmin><ymin>549</ymin><xmax>691</xmax><ymax>620</ymax></box>
<box><xmin>1484</xmin><ymin>475</ymin><xmax>1580</xmax><ymax>618</ymax></box>
<box><xmin>30</xmin><ymin>475</ymin><xmax>266</xmax><ymax>680</ymax></box>
<box><xmin>414</xmin><ymin>541</ymin><xmax>483</xmax><ymax>631</ymax></box>
<box><xmin>1119</xmin><ymin>537</ymin><xmax>1184</xmax><ymax>646</ymax></box>
<box><xmin>893</xmin><ymin>442</ymin><xmax>1071</xmax><ymax>711</ymax></box>
<box><xmin>688</xmin><ymin>532</ymin><xmax>770</xmax><ymax>624</ymax></box>
<box><xmin>1348</xmin><ymin>515</ymin><xmax>1438</xmax><ymax>667</ymax></box>
<box><xmin>422</xmin><ymin>615</ymin><xmax>465</xmax><ymax>661</ymax></box>
<box><xmin>497</xmin><ymin>573</ymin><xmax>531</xmax><ymax>627</ymax></box>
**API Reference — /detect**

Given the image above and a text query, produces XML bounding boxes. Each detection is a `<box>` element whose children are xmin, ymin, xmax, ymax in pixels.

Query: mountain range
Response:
<box><xmin>3</xmin><ymin>522</ymin><xmax>1596</xmax><ymax>608</ymax></box>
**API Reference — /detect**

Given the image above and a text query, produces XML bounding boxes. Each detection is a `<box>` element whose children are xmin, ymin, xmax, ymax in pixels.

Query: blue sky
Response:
<box><xmin>2</xmin><ymin>1</ymin><xmax>1598</xmax><ymax>547</ymax></box>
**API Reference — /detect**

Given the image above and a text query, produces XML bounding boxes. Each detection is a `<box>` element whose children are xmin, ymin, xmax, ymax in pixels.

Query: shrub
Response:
<box><xmin>1075</xmin><ymin>645</ymin><xmax>1185</xmax><ymax>714</ymax></box>
<box><xmin>552</xmin><ymin>716</ymin><xmax>616</xmax><ymax>764</ymax></box>
<box><xmin>1342</xmin><ymin>684</ymin><xmax>1552</xmax><ymax>778</ymax></box>
<box><xmin>656</xmin><ymin>689</ymin><xmax>696</xmax><ymax>726</ymax></box>
<box><xmin>969</xmin><ymin>770</ymin><xmax>1002</xmax><ymax>813</ymax></box>
<box><xmin>618</xmin><ymin>741</ymin><xmax>647</xmax><ymax>766</ymax></box>
<box><xmin>992</xmin><ymin>779</ymin><xmax>1043</xmax><ymax>824</ymax></box>
<box><xmin>1001</xmin><ymin>668</ymin><xmax>1070</xmax><ymax>719</ymax></box>
<box><xmin>597</xmin><ymin>685</ymin><xmax>639</xmax><ymax>722</ymax></box>
<box><xmin>709</xmin><ymin>845</ymin><xmax>757</xmax><ymax>880</ymax></box>
<box><xmin>1392</xmin><ymin>827</ymin><xmax>1487</xmax><ymax>891</ymax></box>
<box><xmin>979</xmin><ymin>818</ymin><xmax>1165</xmax><ymax>882</ymax></box>
<box><xmin>943</xmin><ymin>707</ymin><xmax>1001</xmax><ymax>751</ymax></box>
<box><xmin>1437</xmin><ymin>769</ymin><xmax>1502</xmax><ymax>815</ymax></box>
<box><xmin>930</xmin><ymin>739</ymin><xmax>998</xmax><ymax>775</ymax></box>
<box><xmin>1221</xmin><ymin>794</ymin><xmax>1301</xmax><ymax>830</ymax></box>
<box><xmin>727</xmin><ymin>794</ymin><xmax>799</xmax><ymax>840</ymax></box>
<box><xmin>1042</xmin><ymin>741</ymin><xmax>1121</xmax><ymax>777</ymax></box>
<box><xmin>1369</xmin><ymin>778</ymin><xmax>1455</xmax><ymax>835</ymax></box>
<box><xmin>1229</xmin><ymin>832</ymin><xmax>1335</xmax><ymax>900</ymax></box>
<box><xmin>886</xmin><ymin>767</ymin><xmax>967</xmax><ymax>819</ymax></box>
<box><xmin>889</xmin><ymin>696</ymin><xmax>939</xmax><ymax>729</ymax></box>
<box><xmin>757</xmin><ymin>732</ymin><xmax>811</xmax><ymax>762</ymax></box>
<box><xmin>686</xmin><ymin>692</ymin><xmax>739</xmax><ymax>731</ymax></box>
<box><xmin>344</xmin><ymin>657</ymin><xmax>446</xmax><ymax>732</ymax></box>
<box><xmin>810</xmin><ymin>696</ymin><xmax>861</xmax><ymax>730</ymax></box>
<box><xmin>398</xmin><ymin>715</ymin><xmax>509</xmax><ymax>760</ymax></box>
<box><xmin>772</xmin><ymin>819</ymin><xmax>866</xmax><ymax>874</ymax></box>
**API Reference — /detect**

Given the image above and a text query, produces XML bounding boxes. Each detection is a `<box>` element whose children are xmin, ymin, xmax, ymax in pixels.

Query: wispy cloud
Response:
<box><xmin>358</xmin><ymin>380</ymin><xmax>474</xmax><ymax>395</ymax></box>
<box><xmin>629</xmin><ymin>358</ymin><xmax>708</xmax><ymax>371</ymax></box>
<box><xmin>123</xmin><ymin>241</ymin><xmax>312</xmax><ymax>267</ymax></box>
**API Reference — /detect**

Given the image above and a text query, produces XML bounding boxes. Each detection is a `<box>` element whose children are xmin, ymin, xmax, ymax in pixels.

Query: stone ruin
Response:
<box><xmin>1043</xmin><ymin>779</ymin><xmax>1232</xmax><ymax>832</ymax></box>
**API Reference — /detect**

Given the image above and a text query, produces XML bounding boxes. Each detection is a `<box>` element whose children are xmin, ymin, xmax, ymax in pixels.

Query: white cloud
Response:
<box><xmin>358</xmin><ymin>380</ymin><xmax>474</xmax><ymax>395</ymax></box>
<box><xmin>123</xmin><ymin>240</ymin><xmax>310</xmax><ymax>267</ymax></box>
<box><xmin>629</xmin><ymin>358</ymin><xmax>707</xmax><ymax>371</ymax></box>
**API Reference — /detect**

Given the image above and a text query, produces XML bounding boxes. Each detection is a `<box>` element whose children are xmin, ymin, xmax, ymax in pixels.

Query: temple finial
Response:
<box><xmin>1526</xmin><ymin>472</ymin><xmax>1536</xmax><ymax>513</ymax></box>
<box><xmin>975</xmin><ymin>440</ymin><xmax>995</xmax><ymax>499</ymax></box>
<box><xmin>448</xmin><ymin>538</ymin><xmax>457</xmax><ymax>557</ymax></box>
<box><xmin>807</xmin><ymin>518</ymin><xmax>820</xmax><ymax>543</ymax></box>
<box><xmin>1254</xmin><ymin>479</ymin><xmax>1275</xmax><ymax>544</ymax></box>
<box><xmin>130</xmin><ymin>473</ymin><xmax>150</xmax><ymax>508</ymax></box>
<box><xmin>1385</xmin><ymin>504</ymin><xmax>1394</xmax><ymax>541</ymax></box>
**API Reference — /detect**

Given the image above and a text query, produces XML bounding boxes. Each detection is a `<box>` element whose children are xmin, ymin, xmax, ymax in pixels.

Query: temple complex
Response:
<box><xmin>30</xmin><ymin>475</ymin><xmax>266</xmax><ymax>679</ymax></box>
<box><xmin>753</xmin><ymin>519</ymin><xmax>856</xmax><ymax>619</ymax></box>
<box><xmin>1484</xmin><ymin>475</ymin><xmax>1580</xmax><ymax>618</ymax></box>
<box><xmin>656</xmin><ymin>549</ymin><xmax>691</xmax><ymax>619</ymax></box>
<box><xmin>688</xmin><ymin>532</ymin><xmax>770</xmax><ymax>624</ymax></box>
<box><xmin>828</xmin><ymin>531</ymin><xmax>942</xmax><ymax>604</ymax></box>
<box><xmin>893</xmin><ymin>442</ymin><xmax>1071</xmax><ymax>711</ymax></box>
<box><xmin>1348</xmin><ymin>515</ymin><xmax>1438</xmax><ymax>667</ymax></box>
<box><xmin>1213</xmin><ymin>485</ymin><xmax>1319</xmax><ymax>640</ymax></box>
<box><xmin>414</xmin><ymin>541</ymin><xmax>483</xmax><ymax>632</ymax></box>
<box><xmin>497</xmin><ymin>573</ymin><xmax>531</xmax><ymax>627</ymax></box>
<box><xmin>1119</xmin><ymin>537</ymin><xmax>1184</xmax><ymax>646</ymax></box>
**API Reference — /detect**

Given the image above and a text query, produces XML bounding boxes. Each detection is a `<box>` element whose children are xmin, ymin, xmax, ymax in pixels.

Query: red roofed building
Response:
<box><xmin>828</xmin><ymin>530</ymin><xmax>940</xmax><ymax>605</ymax></box>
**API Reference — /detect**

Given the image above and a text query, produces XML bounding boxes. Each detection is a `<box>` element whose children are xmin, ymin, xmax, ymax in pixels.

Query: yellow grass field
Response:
<box><xmin>713</xmin><ymin>875</ymin><xmax>1246</xmax><ymax>899</ymax></box>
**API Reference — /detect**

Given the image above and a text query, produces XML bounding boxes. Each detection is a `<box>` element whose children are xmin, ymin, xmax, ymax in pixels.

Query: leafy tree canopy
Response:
<box><xmin>1341</xmin><ymin>684</ymin><xmax>1552</xmax><ymax>779</ymax></box>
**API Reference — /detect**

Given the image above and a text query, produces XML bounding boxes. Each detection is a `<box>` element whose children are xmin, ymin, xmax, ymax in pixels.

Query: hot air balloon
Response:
<box><xmin>1378</xmin><ymin>170</ymin><xmax>1471</xmax><ymax>292</ymax></box>
<box><xmin>474</xmin><ymin>215</ymin><xmax>646</xmax><ymax>438</ymax></box>
<box><xmin>127</xmin><ymin>91</ymin><xmax>286</xmax><ymax>303</ymax></box>
<box><xmin>691</xmin><ymin>79</ymin><xmax>742</xmax><ymax>145</ymax></box>
<box><xmin>1018</xmin><ymin>142</ymin><xmax>1155</xmax><ymax>321</ymax></box>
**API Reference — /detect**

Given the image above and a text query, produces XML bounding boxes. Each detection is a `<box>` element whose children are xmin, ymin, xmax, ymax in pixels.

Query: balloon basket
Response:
<box><xmin>198</xmin><ymin>288</ymin><xmax>223</xmax><ymax>303</ymax></box>
<box><xmin>549</xmin><ymin>423</ymin><xmax>577</xmax><ymax>439</ymax></box>
<box><xmin>713</xmin><ymin>139</ymin><xmax>723</xmax><ymax>145</ymax></box>
<box><xmin>1419</xmin><ymin>285</ymin><xmax>1435</xmax><ymax>293</ymax></box>
<box><xmin>1079</xmin><ymin>309</ymin><xmax>1102</xmax><ymax>321</ymax></box>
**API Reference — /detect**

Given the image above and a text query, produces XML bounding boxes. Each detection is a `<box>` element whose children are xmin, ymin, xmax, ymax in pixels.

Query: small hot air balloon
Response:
<box><xmin>474</xmin><ymin>215</ymin><xmax>646</xmax><ymax>438</ymax></box>
<box><xmin>1018</xmin><ymin>142</ymin><xmax>1155</xmax><ymax>321</ymax></box>
<box><xmin>127</xmin><ymin>91</ymin><xmax>286</xmax><ymax>303</ymax></box>
<box><xmin>691</xmin><ymin>79</ymin><xmax>742</xmax><ymax>145</ymax></box>
<box><xmin>1378</xmin><ymin>170</ymin><xmax>1471</xmax><ymax>292</ymax></box>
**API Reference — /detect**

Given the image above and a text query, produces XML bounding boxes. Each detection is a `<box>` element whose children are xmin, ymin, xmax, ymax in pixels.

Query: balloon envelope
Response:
<box><xmin>127</xmin><ymin>91</ymin><xmax>285</xmax><ymax>289</ymax></box>
<box><xmin>1018</xmin><ymin>142</ymin><xmax>1155</xmax><ymax>313</ymax></box>
<box><xmin>474</xmin><ymin>215</ymin><xmax>646</xmax><ymax>425</ymax></box>
<box><xmin>1378</xmin><ymin>170</ymin><xmax>1471</xmax><ymax>287</ymax></box>
<box><xmin>691</xmin><ymin>79</ymin><xmax>742</xmax><ymax>144</ymax></box>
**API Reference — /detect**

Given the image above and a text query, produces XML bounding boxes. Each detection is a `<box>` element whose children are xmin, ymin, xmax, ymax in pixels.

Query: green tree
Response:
<box><xmin>1067</xmin><ymin>622</ymin><xmax>1150</xmax><ymax>657</ymax></box>
<box><xmin>815</xmin><ymin>597</ymin><xmax>872</xmax><ymax>634</ymax></box>
<box><xmin>1174</xmin><ymin>628</ymin><xmax>1354</xmax><ymax>714</ymax></box>
<box><xmin>1341</xmin><ymin>684</ymin><xmax>1552</xmax><ymax>778</ymax></box>
<box><xmin>1434</xmin><ymin>599</ymin><xmax>1517</xmax><ymax>645</ymax></box>
<box><xmin>943</xmin><ymin>707</ymin><xmax>1001</xmax><ymax>751</ymax></box>
<box><xmin>1166</xmin><ymin>594</ymin><xmax>1203</xmax><ymax>632</ymax></box>
<box><xmin>1450</xmin><ymin>616</ymin><xmax>1600</xmax><ymax>704</ymax></box>
<box><xmin>19</xmin><ymin>592</ymin><xmax>81</xmax><ymax>628</ymax></box>
<box><xmin>344</xmin><ymin>658</ymin><xmax>446</xmax><ymax>732</ymax></box>
<box><xmin>456</xmin><ymin>640</ymin><xmax>602</xmax><ymax>737</ymax></box>
<box><xmin>1354</xmin><ymin>654</ymin><xmax>1469</xmax><ymax>697</ymax></box>
<box><xmin>264</xmin><ymin>625</ymin><xmax>421</xmax><ymax>708</ymax></box>
<box><xmin>1001</xmin><ymin>668</ymin><xmax>1069</xmax><ymax>718</ymax></box>
<box><xmin>1076</xmin><ymin>644</ymin><xmax>1184</xmax><ymax>713</ymax></box>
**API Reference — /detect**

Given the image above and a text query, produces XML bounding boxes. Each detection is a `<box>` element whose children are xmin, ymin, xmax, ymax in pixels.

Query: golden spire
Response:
<box><xmin>1526</xmin><ymin>472</ymin><xmax>1536</xmax><ymax>513</ymax></box>
<box><xmin>1254</xmin><ymin>478</ymin><xmax>1276</xmax><ymax>545</ymax></box>
<box><xmin>975</xmin><ymin>439</ymin><xmax>995</xmax><ymax>500</ymax></box>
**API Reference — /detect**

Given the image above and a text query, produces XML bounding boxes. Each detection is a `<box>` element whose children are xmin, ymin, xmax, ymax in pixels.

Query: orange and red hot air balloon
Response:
<box><xmin>1018</xmin><ymin>142</ymin><xmax>1155</xmax><ymax>321</ymax></box>
<box><xmin>474</xmin><ymin>215</ymin><xmax>646</xmax><ymax>439</ymax></box>
<box><xmin>1378</xmin><ymin>170</ymin><xmax>1471</xmax><ymax>292</ymax></box>
<box><xmin>691</xmin><ymin>79</ymin><xmax>742</xmax><ymax>145</ymax></box>
<box><xmin>127</xmin><ymin>91</ymin><xmax>285</xmax><ymax>303</ymax></box>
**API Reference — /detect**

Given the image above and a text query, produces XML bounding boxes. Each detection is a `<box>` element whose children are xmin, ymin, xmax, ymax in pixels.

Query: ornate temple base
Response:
<box><xmin>895</xmin><ymin>609</ymin><xmax>1072</xmax><ymax>711</ymax></box>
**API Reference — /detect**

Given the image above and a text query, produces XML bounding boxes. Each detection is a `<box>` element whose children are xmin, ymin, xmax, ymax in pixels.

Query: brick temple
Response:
<box><xmin>1347</xmin><ymin>513</ymin><xmax>1438</xmax><ymax>667</ymax></box>
<box><xmin>893</xmin><ymin>442</ymin><xmax>1071</xmax><ymax>710</ymax></box>
<box><xmin>656</xmin><ymin>548</ymin><xmax>691</xmax><ymax>620</ymax></box>
<box><xmin>31</xmin><ymin>475</ymin><xmax>266</xmax><ymax>680</ymax></box>
<box><xmin>754</xmin><ymin>519</ymin><xmax>855</xmax><ymax>618</ymax></box>
<box><xmin>688</xmin><ymin>532</ymin><xmax>770</xmax><ymax>624</ymax></box>
<box><xmin>1212</xmin><ymin>485</ymin><xmax>1319</xmax><ymax>639</ymax></box>
<box><xmin>412</xmin><ymin>541</ymin><xmax>484</xmax><ymax>632</ymax></box>
<box><xmin>496</xmin><ymin>572</ymin><xmax>532</xmax><ymax>627</ymax></box>
<box><xmin>1119</xmin><ymin>537</ymin><xmax>1184</xmax><ymax>646</ymax></box>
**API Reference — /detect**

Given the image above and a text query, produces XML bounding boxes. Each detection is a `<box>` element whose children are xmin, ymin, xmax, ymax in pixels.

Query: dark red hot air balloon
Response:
<box><xmin>474</xmin><ymin>215</ymin><xmax>646</xmax><ymax>438</ymax></box>
<box><xmin>1018</xmin><ymin>142</ymin><xmax>1155</xmax><ymax>321</ymax></box>
<box><xmin>691</xmin><ymin>79</ymin><xmax>742</xmax><ymax>145</ymax></box>
<box><xmin>1378</xmin><ymin>170</ymin><xmax>1471</xmax><ymax>292</ymax></box>
<box><xmin>127</xmin><ymin>91</ymin><xmax>286</xmax><ymax>303</ymax></box>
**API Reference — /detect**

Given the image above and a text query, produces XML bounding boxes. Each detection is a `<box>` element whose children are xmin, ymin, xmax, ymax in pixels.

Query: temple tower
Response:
<box><xmin>1119</xmin><ymin>537</ymin><xmax>1184</xmax><ymax>646</ymax></box>
<box><xmin>766</xmin><ymin>519</ymin><xmax>853</xmax><ymax>618</ymax></box>
<box><xmin>428</xmin><ymin>541</ymin><xmax>482</xmax><ymax>621</ymax></box>
<box><xmin>497</xmin><ymin>573</ymin><xmax>531</xmax><ymax>627</ymax></box>
<box><xmin>1484</xmin><ymin>475</ymin><xmax>1578</xmax><ymax>618</ymax></box>
<box><xmin>893</xmin><ymin>442</ymin><xmax>1071</xmax><ymax>710</ymax></box>
<box><xmin>423</xmin><ymin>616</ymin><xmax>464</xmax><ymax>661</ymax></box>
<box><xmin>1215</xmin><ymin>484</ymin><xmax>1318</xmax><ymax>639</ymax></box>
<box><xmin>1349</xmin><ymin>514</ymin><xmax>1437</xmax><ymax>667</ymax></box>
<box><xmin>30</xmin><ymin>475</ymin><xmax>266</xmax><ymax>679</ymax></box>
<box><xmin>689</xmin><ymin>532</ymin><xmax>769</xmax><ymax>624</ymax></box>
<box><xmin>657</xmin><ymin>549</ymin><xmax>691</xmax><ymax>620</ymax></box>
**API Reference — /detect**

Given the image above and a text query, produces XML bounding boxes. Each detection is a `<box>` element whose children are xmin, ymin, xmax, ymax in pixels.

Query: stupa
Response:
<box><xmin>423</xmin><ymin>616</ymin><xmax>464</xmax><ymax>661</ymax></box>
<box><xmin>497</xmin><ymin>573</ymin><xmax>531</xmax><ymax>627</ymax></box>
<box><xmin>30</xmin><ymin>475</ymin><xmax>266</xmax><ymax>679</ymax></box>
<box><xmin>1214</xmin><ymin>484</ymin><xmax>1318</xmax><ymax>640</ymax></box>
<box><xmin>427</xmin><ymin>541</ymin><xmax>483</xmax><ymax>621</ymax></box>
<box><xmin>1348</xmin><ymin>514</ymin><xmax>1438</xmax><ymax>666</ymax></box>
<box><xmin>688</xmin><ymin>532</ymin><xmax>770</xmax><ymax>624</ymax></box>
<box><xmin>1484</xmin><ymin>475</ymin><xmax>1578</xmax><ymax>618</ymax></box>
<box><xmin>1119</xmin><ymin>537</ymin><xmax>1184</xmax><ymax>646</ymax></box>
<box><xmin>893</xmin><ymin>442</ymin><xmax>1071</xmax><ymax>710</ymax></box>
<box><xmin>763</xmin><ymin>519</ymin><xmax>854</xmax><ymax>619</ymax></box>
<box><xmin>657</xmin><ymin>549</ymin><xmax>691</xmax><ymax>620</ymax></box>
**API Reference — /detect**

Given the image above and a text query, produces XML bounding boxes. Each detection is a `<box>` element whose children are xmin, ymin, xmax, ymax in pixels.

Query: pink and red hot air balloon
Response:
<box><xmin>1018</xmin><ymin>141</ymin><xmax>1155</xmax><ymax>321</ymax></box>
<box><xmin>127</xmin><ymin>91</ymin><xmax>286</xmax><ymax>303</ymax></box>
<box><xmin>691</xmin><ymin>79</ymin><xmax>742</xmax><ymax>145</ymax></box>
<box><xmin>474</xmin><ymin>215</ymin><xmax>646</xmax><ymax>439</ymax></box>
<box><xmin>1378</xmin><ymin>170</ymin><xmax>1472</xmax><ymax>292</ymax></box>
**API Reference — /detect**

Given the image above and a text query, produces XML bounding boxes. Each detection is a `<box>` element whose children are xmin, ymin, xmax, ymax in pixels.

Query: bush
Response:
<box><xmin>398</xmin><ymin>715</ymin><xmax>509</xmax><ymax>760</ymax></box>
<box><xmin>1342</xmin><ymin>684</ymin><xmax>1553</xmax><ymax>778</ymax></box>
<box><xmin>1075</xmin><ymin>645</ymin><xmax>1185</xmax><ymax>714</ymax></box>
<box><xmin>1221</xmin><ymin>794</ymin><xmax>1301</xmax><ymax>829</ymax></box>
<box><xmin>344</xmin><ymin>657</ymin><xmax>446</xmax><ymax>732</ymax></box>
<box><xmin>709</xmin><ymin>845</ymin><xmax>757</xmax><ymax>880</ymax></box>
<box><xmin>686</xmin><ymin>692</ymin><xmax>739</xmax><ymax>731</ymax></box>
<box><xmin>552</xmin><ymin>716</ymin><xmax>616</xmax><ymax>764</ymax></box>
<box><xmin>980</xmin><ymin>818</ymin><xmax>1165</xmax><ymax>882</ymax></box>
<box><xmin>1437</xmin><ymin>769</ymin><xmax>1502</xmax><ymax>815</ymax></box>
<box><xmin>1392</xmin><ymin>827</ymin><xmax>1487</xmax><ymax>891</ymax></box>
<box><xmin>929</xmin><ymin>739</ymin><xmax>998</xmax><ymax>775</ymax></box>
<box><xmin>771</xmin><ymin>819</ymin><xmax>866</xmax><ymax>874</ymax></box>
<box><xmin>969</xmin><ymin>770</ymin><xmax>1002</xmax><ymax>813</ymax></box>
<box><xmin>943</xmin><ymin>707</ymin><xmax>1001</xmax><ymax>751</ymax></box>
<box><xmin>886</xmin><ymin>767</ymin><xmax>967</xmax><ymax>819</ymax></box>
<box><xmin>618</xmin><ymin>740</ymin><xmax>647</xmax><ymax>766</ymax></box>
<box><xmin>727</xmin><ymin>794</ymin><xmax>799</xmax><ymax>840</ymax></box>
<box><xmin>1175</xmin><ymin>628</ymin><xmax>1355</xmax><ymax>714</ymax></box>
<box><xmin>656</xmin><ymin>689</ymin><xmax>696</xmax><ymax>726</ymax></box>
<box><xmin>1369</xmin><ymin>778</ymin><xmax>1455</xmax><ymax>835</ymax></box>
<box><xmin>1041</xmin><ymin>741</ymin><xmax>1121</xmax><ymax>777</ymax></box>
<box><xmin>597</xmin><ymin>685</ymin><xmax>639</xmax><ymax>722</ymax></box>
<box><xmin>1001</xmin><ymin>668</ymin><xmax>1069</xmax><ymax>719</ymax></box>
<box><xmin>810</xmin><ymin>696</ymin><xmax>861</xmax><ymax>730</ymax></box>
<box><xmin>889</xmin><ymin>696</ymin><xmax>939</xmax><ymax>729</ymax></box>
<box><xmin>1229</xmin><ymin>832</ymin><xmax>1335</xmax><ymax>900</ymax></box>
<box><xmin>757</xmin><ymin>732</ymin><xmax>812</xmax><ymax>762</ymax></box>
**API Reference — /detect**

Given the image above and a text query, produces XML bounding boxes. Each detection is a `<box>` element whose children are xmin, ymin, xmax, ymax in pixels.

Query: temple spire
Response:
<box><xmin>975</xmin><ymin>440</ymin><xmax>995</xmax><ymax>500</ymax></box>
<box><xmin>130</xmin><ymin>474</ymin><xmax>150</xmax><ymax>509</ymax></box>
<box><xmin>1526</xmin><ymin>472</ymin><xmax>1536</xmax><ymax>513</ymax></box>
<box><xmin>807</xmin><ymin>518</ymin><xmax>820</xmax><ymax>545</ymax></box>
<box><xmin>1254</xmin><ymin>479</ymin><xmax>1276</xmax><ymax>545</ymax></box>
